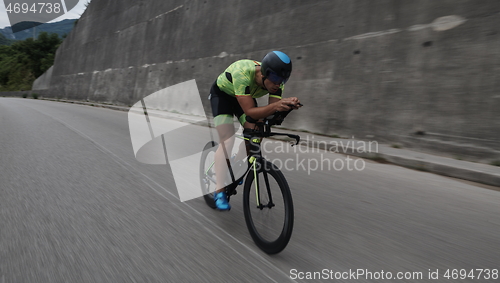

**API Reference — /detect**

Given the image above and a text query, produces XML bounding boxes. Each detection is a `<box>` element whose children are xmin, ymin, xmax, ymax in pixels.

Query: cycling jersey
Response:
<box><xmin>216</xmin><ymin>59</ymin><xmax>283</xmax><ymax>99</ymax></box>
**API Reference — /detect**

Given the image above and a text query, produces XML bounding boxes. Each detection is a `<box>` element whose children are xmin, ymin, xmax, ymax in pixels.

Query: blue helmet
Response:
<box><xmin>261</xmin><ymin>51</ymin><xmax>292</xmax><ymax>84</ymax></box>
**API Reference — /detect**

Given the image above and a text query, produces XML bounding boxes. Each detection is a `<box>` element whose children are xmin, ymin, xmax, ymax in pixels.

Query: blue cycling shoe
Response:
<box><xmin>214</xmin><ymin>192</ymin><xmax>231</xmax><ymax>211</ymax></box>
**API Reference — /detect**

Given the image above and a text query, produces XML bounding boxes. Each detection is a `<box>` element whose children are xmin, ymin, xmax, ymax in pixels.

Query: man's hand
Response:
<box><xmin>275</xmin><ymin>97</ymin><xmax>302</xmax><ymax>111</ymax></box>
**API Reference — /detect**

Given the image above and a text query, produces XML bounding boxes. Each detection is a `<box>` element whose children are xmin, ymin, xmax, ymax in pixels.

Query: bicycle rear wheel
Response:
<box><xmin>243</xmin><ymin>160</ymin><xmax>294</xmax><ymax>254</ymax></box>
<box><xmin>200</xmin><ymin>141</ymin><xmax>218</xmax><ymax>209</ymax></box>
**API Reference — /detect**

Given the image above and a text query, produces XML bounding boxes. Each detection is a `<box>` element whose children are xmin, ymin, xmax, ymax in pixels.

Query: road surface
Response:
<box><xmin>1</xmin><ymin>98</ymin><xmax>499</xmax><ymax>282</ymax></box>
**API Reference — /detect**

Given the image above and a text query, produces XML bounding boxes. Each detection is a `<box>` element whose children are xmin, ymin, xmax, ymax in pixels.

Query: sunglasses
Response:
<box><xmin>267</xmin><ymin>71</ymin><xmax>288</xmax><ymax>85</ymax></box>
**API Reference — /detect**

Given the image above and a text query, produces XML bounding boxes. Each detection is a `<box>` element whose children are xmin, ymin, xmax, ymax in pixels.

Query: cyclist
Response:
<box><xmin>208</xmin><ymin>50</ymin><xmax>301</xmax><ymax>210</ymax></box>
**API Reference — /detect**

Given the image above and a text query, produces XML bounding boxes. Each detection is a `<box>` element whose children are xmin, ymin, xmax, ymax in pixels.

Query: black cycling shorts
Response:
<box><xmin>209</xmin><ymin>81</ymin><xmax>256</xmax><ymax>126</ymax></box>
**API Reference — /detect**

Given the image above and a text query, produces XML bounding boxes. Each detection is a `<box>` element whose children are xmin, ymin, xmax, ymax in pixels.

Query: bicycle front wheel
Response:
<box><xmin>243</xmin><ymin>160</ymin><xmax>294</xmax><ymax>254</ymax></box>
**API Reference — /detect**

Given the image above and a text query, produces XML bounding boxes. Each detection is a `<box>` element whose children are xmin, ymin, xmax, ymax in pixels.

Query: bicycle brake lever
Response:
<box><xmin>287</xmin><ymin>134</ymin><xmax>300</xmax><ymax>146</ymax></box>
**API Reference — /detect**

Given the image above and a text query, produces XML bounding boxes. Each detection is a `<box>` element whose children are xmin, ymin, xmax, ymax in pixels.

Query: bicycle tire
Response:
<box><xmin>243</xmin><ymin>160</ymin><xmax>294</xmax><ymax>254</ymax></box>
<box><xmin>200</xmin><ymin>141</ymin><xmax>218</xmax><ymax>209</ymax></box>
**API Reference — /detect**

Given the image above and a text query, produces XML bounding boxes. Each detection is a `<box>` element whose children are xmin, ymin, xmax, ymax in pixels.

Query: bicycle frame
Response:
<box><xmin>218</xmin><ymin>110</ymin><xmax>301</xmax><ymax>202</ymax></box>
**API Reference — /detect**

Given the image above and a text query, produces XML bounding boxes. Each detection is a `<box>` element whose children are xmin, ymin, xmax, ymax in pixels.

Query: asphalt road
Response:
<box><xmin>1</xmin><ymin>98</ymin><xmax>499</xmax><ymax>283</ymax></box>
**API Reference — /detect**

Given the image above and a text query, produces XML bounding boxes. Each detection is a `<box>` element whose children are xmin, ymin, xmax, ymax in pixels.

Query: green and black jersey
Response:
<box><xmin>216</xmin><ymin>59</ymin><xmax>283</xmax><ymax>99</ymax></box>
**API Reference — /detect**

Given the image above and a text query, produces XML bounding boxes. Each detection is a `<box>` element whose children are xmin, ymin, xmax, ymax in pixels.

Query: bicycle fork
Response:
<box><xmin>249</xmin><ymin>156</ymin><xmax>275</xmax><ymax>210</ymax></box>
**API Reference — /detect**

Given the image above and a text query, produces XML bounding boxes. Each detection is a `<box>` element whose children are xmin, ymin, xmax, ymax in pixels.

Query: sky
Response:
<box><xmin>0</xmin><ymin>0</ymin><xmax>90</xmax><ymax>29</ymax></box>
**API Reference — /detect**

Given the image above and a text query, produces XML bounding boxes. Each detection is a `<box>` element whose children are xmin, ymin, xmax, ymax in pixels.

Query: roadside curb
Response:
<box><xmin>361</xmin><ymin>151</ymin><xmax>500</xmax><ymax>187</ymax></box>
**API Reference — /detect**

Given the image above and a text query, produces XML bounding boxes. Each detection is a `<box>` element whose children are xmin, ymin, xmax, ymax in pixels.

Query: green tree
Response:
<box><xmin>0</xmin><ymin>32</ymin><xmax>61</xmax><ymax>91</ymax></box>
<box><xmin>0</xmin><ymin>33</ymin><xmax>15</xmax><ymax>46</ymax></box>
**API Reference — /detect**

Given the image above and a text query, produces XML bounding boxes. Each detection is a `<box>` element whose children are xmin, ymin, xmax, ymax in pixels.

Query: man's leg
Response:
<box><xmin>214</xmin><ymin>119</ymin><xmax>235</xmax><ymax>192</ymax></box>
<box><xmin>212</xmin><ymin>115</ymin><xmax>235</xmax><ymax>211</ymax></box>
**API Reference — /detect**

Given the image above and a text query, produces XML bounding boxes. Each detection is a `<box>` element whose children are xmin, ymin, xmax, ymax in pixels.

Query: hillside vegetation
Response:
<box><xmin>0</xmin><ymin>32</ymin><xmax>62</xmax><ymax>91</ymax></box>
<box><xmin>0</xmin><ymin>33</ymin><xmax>15</xmax><ymax>46</ymax></box>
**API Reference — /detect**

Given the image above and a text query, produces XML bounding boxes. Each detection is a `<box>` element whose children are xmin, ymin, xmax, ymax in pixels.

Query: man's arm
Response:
<box><xmin>236</xmin><ymin>96</ymin><xmax>301</xmax><ymax>120</ymax></box>
<box><xmin>269</xmin><ymin>96</ymin><xmax>281</xmax><ymax>105</ymax></box>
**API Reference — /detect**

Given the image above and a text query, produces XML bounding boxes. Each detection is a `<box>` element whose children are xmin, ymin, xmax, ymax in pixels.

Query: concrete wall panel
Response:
<box><xmin>39</xmin><ymin>0</ymin><xmax>500</xmax><ymax>159</ymax></box>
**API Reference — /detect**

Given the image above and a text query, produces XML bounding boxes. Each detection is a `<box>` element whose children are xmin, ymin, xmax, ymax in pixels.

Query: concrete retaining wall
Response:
<box><xmin>32</xmin><ymin>66</ymin><xmax>53</xmax><ymax>90</ymax></box>
<box><xmin>40</xmin><ymin>0</ymin><xmax>500</xmax><ymax>160</ymax></box>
